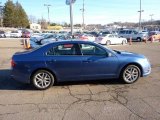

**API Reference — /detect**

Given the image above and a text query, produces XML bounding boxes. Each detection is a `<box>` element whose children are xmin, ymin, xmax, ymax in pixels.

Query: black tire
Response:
<box><xmin>120</xmin><ymin>65</ymin><xmax>141</xmax><ymax>84</ymax></box>
<box><xmin>106</xmin><ymin>40</ymin><xmax>111</xmax><ymax>46</ymax></box>
<box><xmin>137</xmin><ymin>37</ymin><xmax>142</xmax><ymax>42</ymax></box>
<box><xmin>31</xmin><ymin>70</ymin><xmax>54</xmax><ymax>90</ymax></box>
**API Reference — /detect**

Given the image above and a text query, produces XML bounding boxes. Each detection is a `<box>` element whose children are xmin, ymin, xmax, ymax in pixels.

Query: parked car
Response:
<box><xmin>40</xmin><ymin>37</ymin><xmax>57</xmax><ymax>45</ymax></box>
<box><xmin>30</xmin><ymin>40</ymin><xmax>41</xmax><ymax>49</ymax></box>
<box><xmin>10</xmin><ymin>30</ymin><xmax>22</xmax><ymax>38</ymax></box>
<box><xmin>99</xmin><ymin>31</ymin><xmax>110</xmax><ymax>36</ymax></box>
<box><xmin>11</xmin><ymin>40</ymin><xmax>151</xmax><ymax>90</ymax></box>
<box><xmin>4</xmin><ymin>31</ymin><xmax>11</xmax><ymax>38</ymax></box>
<box><xmin>95</xmin><ymin>34</ymin><xmax>127</xmax><ymax>45</ymax></box>
<box><xmin>148</xmin><ymin>31</ymin><xmax>160</xmax><ymax>41</ymax></box>
<box><xmin>89</xmin><ymin>31</ymin><xmax>99</xmax><ymax>37</ymax></box>
<box><xmin>118</xmin><ymin>29</ymin><xmax>148</xmax><ymax>41</ymax></box>
<box><xmin>32</xmin><ymin>31</ymin><xmax>41</xmax><ymax>36</ymax></box>
<box><xmin>30</xmin><ymin>34</ymin><xmax>46</xmax><ymax>43</ymax></box>
<box><xmin>79</xmin><ymin>34</ymin><xmax>95</xmax><ymax>42</ymax></box>
<box><xmin>38</xmin><ymin>34</ymin><xmax>58</xmax><ymax>45</ymax></box>
<box><xmin>0</xmin><ymin>30</ymin><xmax>6</xmax><ymax>38</ymax></box>
<box><xmin>22</xmin><ymin>31</ymin><xmax>32</xmax><ymax>38</ymax></box>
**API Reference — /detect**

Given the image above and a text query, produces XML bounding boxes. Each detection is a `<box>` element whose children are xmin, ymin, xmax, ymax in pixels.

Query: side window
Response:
<box><xmin>80</xmin><ymin>44</ymin><xmax>106</xmax><ymax>56</ymax></box>
<box><xmin>119</xmin><ymin>31</ymin><xmax>125</xmax><ymax>34</ymax></box>
<box><xmin>46</xmin><ymin>43</ymin><xmax>80</xmax><ymax>56</ymax></box>
<box><xmin>128</xmin><ymin>31</ymin><xmax>132</xmax><ymax>34</ymax></box>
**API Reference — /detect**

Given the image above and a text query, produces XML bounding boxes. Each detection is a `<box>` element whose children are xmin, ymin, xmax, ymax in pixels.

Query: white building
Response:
<box><xmin>30</xmin><ymin>23</ymin><xmax>41</xmax><ymax>31</ymax></box>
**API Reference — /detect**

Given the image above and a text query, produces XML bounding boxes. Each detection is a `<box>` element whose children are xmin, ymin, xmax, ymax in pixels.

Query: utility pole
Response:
<box><xmin>44</xmin><ymin>4</ymin><xmax>51</xmax><ymax>24</ymax></box>
<box><xmin>70</xmin><ymin>2</ymin><xmax>73</xmax><ymax>37</ymax></box>
<box><xmin>80</xmin><ymin>0</ymin><xmax>85</xmax><ymax>29</ymax></box>
<box><xmin>138</xmin><ymin>0</ymin><xmax>144</xmax><ymax>32</ymax></box>
<box><xmin>149</xmin><ymin>14</ymin><xmax>154</xmax><ymax>23</ymax></box>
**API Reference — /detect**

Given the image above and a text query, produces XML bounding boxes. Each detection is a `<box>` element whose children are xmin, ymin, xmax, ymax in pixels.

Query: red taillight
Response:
<box><xmin>11</xmin><ymin>59</ymin><xmax>16</xmax><ymax>67</ymax></box>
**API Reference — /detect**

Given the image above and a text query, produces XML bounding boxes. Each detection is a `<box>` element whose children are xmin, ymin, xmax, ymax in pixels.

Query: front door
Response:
<box><xmin>79</xmin><ymin>43</ymin><xmax>119</xmax><ymax>80</ymax></box>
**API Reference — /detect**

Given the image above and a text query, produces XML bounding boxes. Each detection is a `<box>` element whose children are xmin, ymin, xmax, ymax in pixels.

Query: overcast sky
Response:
<box><xmin>1</xmin><ymin>0</ymin><xmax>160</xmax><ymax>24</ymax></box>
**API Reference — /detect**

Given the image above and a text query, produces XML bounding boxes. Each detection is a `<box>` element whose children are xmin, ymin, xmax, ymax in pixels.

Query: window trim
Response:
<box><xmin>79</xmin><ymin>43</ymin><xmax>107</xmax><ymax>56</ymax></box>
<box><xmin>46</xmin><ymin>43</ymin><xmax>82</xmax><ymax>56</ymax></box>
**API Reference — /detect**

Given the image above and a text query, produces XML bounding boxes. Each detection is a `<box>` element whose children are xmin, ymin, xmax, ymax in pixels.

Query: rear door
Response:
<box><xmin>45</xmin><ymin>43</ymin><xmax>83</xmax><ymax>81</ymax></box>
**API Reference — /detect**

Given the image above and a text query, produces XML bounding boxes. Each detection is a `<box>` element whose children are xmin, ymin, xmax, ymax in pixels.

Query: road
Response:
<box><xmin>0</xmin><ymin>39</ymin><xmax>160</xmax><ymax>120</ymax></box>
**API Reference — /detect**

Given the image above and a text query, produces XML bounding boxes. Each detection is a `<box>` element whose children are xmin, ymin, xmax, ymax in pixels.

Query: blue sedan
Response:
<box><xmin>11</xmin><ymin>40</ymin><xmax>151</xmax><ymax>90</ymax></box>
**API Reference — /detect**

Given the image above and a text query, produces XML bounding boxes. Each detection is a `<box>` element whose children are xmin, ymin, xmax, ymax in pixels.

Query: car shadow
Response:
<box><xmin>0</xmin><ymin>69</ymin><xmax>34</xmax><ymax>90</ymax></box>
<box><xmin>0</xmin><ymin>69</ymin><xmax>124</xmax><ymax>91</ymax></box>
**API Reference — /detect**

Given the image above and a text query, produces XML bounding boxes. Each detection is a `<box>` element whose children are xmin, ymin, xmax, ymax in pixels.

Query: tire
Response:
<box><xmin>137</xmin><ymin>37</ymin><xmax>142</xmax><ymax>42</ymax></box>
<box><xmin>106</xmin><ymin>40</ymin><xmax>111</xmax><ymax>46</ymax></box>
<box><xmin>121</xmin><ymin>65</ymin><xmax>141</xmax><ymax>84</ymax></box>
<box><xmin>32</xmin><ymin>70</ymin><xmax>55</xmax><ymax>90</ymax></box>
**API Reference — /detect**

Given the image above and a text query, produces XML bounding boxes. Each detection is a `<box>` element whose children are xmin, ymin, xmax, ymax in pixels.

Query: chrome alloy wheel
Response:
<box><xmin>32</xmin><ymin>70</ymin><xmax>54</xmax><ymax>90</ymax></box>
<box><xmin>122</xmin><ymin>65</ymin><xmax>140</xmax><ymax>83</ymax></box>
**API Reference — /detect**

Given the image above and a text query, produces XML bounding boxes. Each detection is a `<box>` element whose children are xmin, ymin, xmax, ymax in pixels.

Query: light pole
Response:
<box><xmin>138</xmin><ymin>0</ymin><xmax>144</xmax><ymax>32</ymax></box>
<box><xmin>44</xmin><ymin>4</ymin><xmax>51</xmax><ymax>24</ymax></box>
<box><xmin>80</xmin><ymin>0</ymin><xmax>85</xmax><ymax>29</ymax></box>
<box><xmin>69</xmin><ymin>2</ymin><xmax>73</xmax><ymax>37</ymax></box>
<box><xmin>66</xmin><ymin>0</ymin><xmax>76</xmax><ymax>38</ymax></box>
<box><xmin>149</xmin><ymin>14</ymin><xmax>154</xmax><ymax>23</ymax></box>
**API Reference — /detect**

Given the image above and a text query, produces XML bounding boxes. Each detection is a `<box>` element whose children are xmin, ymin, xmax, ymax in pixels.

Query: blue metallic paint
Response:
<box><xmin>11</xmin><ymin>40</ymin><xmax>151</xmax><ymax>84</ymax></box>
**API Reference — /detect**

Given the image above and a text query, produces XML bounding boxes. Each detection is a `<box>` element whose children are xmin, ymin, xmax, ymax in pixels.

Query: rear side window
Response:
<box><xmin>46</xmin><ymin>43</ymin><xmax>80</xmax><ymax>56</ymax></box>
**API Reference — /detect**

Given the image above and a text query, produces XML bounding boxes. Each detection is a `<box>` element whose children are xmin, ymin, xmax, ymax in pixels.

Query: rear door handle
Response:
<box><xmin>50</xmin><ymin>59</ymin><xmax>56</xmax><ymax>62</ymax></box>
<box><xmin>82</xmin><ymin>60</ymin><xmax>93</xmax><ymax>63</ymax></box>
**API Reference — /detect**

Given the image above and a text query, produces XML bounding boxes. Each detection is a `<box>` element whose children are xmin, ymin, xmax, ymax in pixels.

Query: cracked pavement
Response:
<box><xmin>0</xmin><ymin>39</ymin><xmax>160</xmax><ymax>120</ymax></box>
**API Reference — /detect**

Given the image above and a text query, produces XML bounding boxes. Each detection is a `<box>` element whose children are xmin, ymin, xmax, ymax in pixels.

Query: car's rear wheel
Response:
<box><xmin>121</xmin><ymin>65</ymin><xmax>141</xmax><ymax>84</ymax></box>
<box><xmin>106</xmin><ymin>40</ymin><xmax>111</xmax><ymax>46</ymax></box>
<box><xmin>32</xmin><ymin>70</ymin><xmax>54</xmax><ymax>90</ymax></box>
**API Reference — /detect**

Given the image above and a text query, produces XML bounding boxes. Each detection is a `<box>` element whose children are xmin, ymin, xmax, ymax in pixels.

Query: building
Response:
<box><xmin>30</xmin><ymin>23</ymin><xmax>41</xmax><ymax>31</ymax></box>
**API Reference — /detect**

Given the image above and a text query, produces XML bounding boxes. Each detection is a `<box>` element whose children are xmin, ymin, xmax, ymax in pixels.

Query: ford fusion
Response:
<box><xmin>11</xmin><ymin>40</ymin><xmax>151</xmax><ymax>90</ymax></box>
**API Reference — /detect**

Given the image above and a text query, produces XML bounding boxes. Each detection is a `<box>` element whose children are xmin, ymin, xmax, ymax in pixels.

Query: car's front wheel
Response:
<box><xmin>32</xmin><ymin>70</ymin><xmax>55</xmax><ymax>90</ymax></box>
<box><xmin>121</xmin><ymin>65</ymin><xmax>141</xmax><ymax>84</ymax></box>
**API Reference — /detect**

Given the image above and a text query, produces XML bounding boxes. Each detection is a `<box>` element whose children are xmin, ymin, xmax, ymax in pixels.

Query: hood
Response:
<box><xmin>115</xmin><ymin>50</ymin><xmax>145</xmax><ymax>59</ymax></box>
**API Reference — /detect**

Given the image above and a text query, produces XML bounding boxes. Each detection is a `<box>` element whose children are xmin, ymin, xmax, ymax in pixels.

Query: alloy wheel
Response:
<box><xmin>122</xmin><ymin>65</ymin><xmax>140</xmax><ymax>83</ymax></box>
<box><xmin>32</xmin><ymin>70</ymin><xmax>54</xmax><ymax>90</ymax></box>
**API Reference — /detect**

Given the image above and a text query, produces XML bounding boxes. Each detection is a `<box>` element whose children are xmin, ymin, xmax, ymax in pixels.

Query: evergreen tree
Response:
<box><xmin>3</xmin><ymin>0</ymin><xmax>29</xmax><ymax>28</ymax></box>
<box><xmin>15</xmin><ymin>2</ymin><xmax>29</xmax><ymax>28</ymax></box>
<box><xmin>3</xmin><ymin>0</ymin><xmax>15</xmax><ymax>27</ymax></box>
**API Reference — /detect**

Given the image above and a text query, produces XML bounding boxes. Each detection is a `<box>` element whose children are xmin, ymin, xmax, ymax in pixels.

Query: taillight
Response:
<box><xmin>11</xmin><ymin>59</ymin><xmax>16</xmax><ymax>67</ymax></box>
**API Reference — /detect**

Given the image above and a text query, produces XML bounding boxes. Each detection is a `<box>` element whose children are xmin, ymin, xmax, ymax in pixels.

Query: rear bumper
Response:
<box><xmin>11</xmin><ymin>70</ymin><xmax>31</xmax><ymax>84</ymax></box>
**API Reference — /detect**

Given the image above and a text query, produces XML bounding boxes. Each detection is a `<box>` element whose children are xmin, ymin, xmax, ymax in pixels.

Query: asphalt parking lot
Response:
<box><xmin>0</xmin><ymin>39</ymin><xmax>160</xmax><ymax>120</ymax></box>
